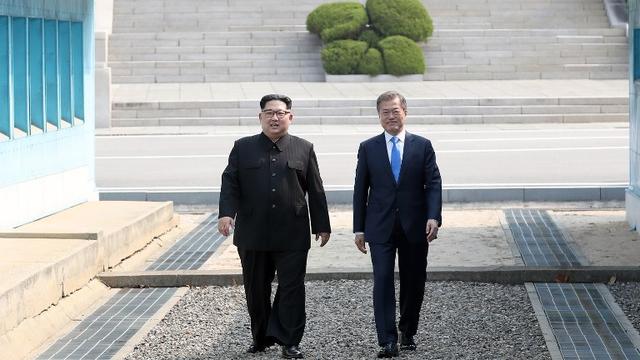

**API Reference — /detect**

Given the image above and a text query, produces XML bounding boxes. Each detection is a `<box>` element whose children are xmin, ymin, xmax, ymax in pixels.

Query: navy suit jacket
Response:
<box><xmin>353</xmin><ymin>132</ymin><xmax>442</xmax><ymax>244</ymax></box>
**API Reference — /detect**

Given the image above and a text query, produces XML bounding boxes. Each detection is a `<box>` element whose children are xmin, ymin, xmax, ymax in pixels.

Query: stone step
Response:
<box><xmin>0</xmin><ymin>201</ymin><xmax>177</xmax><ymax>340</ymax></box>
<box><xmin>109</xmin><ymin>0</ymin><xmax>625</xmax><ymax>82</ymax></box>
<box><xmin>110</xmin><ymin>113</ymin><xmax>628</xmax><ymax>127</ymax></box>
<box><xmin>111</xmin><ymin>96</ymin><xmax>628</xmax><ymax>126</ymax></box>
<box><xmin>112</xmin><ymin>103</ymin><xmax>627</xmax><ymax>119</ymax></box>
<box><xmin>111</xmin><ymin>73</ymin><xmax>327</xmax><ymax>83</ymax></box>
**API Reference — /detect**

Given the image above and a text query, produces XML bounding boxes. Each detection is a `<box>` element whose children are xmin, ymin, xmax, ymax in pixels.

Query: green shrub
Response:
<box><xmin>358</xmin><ymin>29</ymin><xmax>382</xmax><ymax>49</ymax></box>
<box><xmin>306</xmin><ymin>2</ymin><xmax>369</xmax><ymax>43</ymax></box>
<box><xmin>357</xmin><ymin>48</ymin><xmax>385</xmax><ymax>76</ymax></box>
<box><xmin>366</xmin><ymin>0</ymin><xmax>433</xmax><ymax>42</ymax></box>
<box><xmin>321</xmin><ymin>40</ymin><xmax>369</xmax><ymax>74</ymax></box>
<box><xmin>378</xmin><ymin>35</ymin><xmax>425</xmax><ymax>75</ymax></box>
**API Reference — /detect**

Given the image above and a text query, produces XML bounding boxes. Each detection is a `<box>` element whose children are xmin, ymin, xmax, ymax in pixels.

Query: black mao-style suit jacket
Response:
<box><xmin>219</xmin><ymin>133</ymin><xmax>331</xmax><ymax>251</ymax></box>
<box><xmin>353</xmin><ymin>132</ymin><xmax>442</xmax><ymax>244</ymax></box>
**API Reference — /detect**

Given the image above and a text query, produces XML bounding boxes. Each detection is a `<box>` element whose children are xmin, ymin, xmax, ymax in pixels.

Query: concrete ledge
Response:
<box><xmin>0</xmin><ymin>201</ymin><xmax>178</xmax><ymax>340</ymax></box>
<box><xmin>98</xmin><ymin>266</ymin><xmax>640</xmax><ymax>288</ymax></box>
<box><xmin>0</xmin><ymin>232</ymin><xmax>101</xmax><ymax>240</ymax></box>
<box><xmin>325</xmin><ymin>74</ymin><xmax>423</xmax><ymax>82</ymax></box>
<box><xmin>100</xmin><ymin>186</ymin><xmax>626</xmax><ymax>205</ymax></box>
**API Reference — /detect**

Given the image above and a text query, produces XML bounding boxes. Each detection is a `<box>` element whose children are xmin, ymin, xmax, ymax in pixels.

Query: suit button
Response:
<box><xmin>272</xmin><ymin>188</ymin><xmax>276</xmax><ymax>192</ymax></box>
<box><xmin>272</xmin><ymin>204</ymin><xmax>276</xmax><ymax>208</ymax></box>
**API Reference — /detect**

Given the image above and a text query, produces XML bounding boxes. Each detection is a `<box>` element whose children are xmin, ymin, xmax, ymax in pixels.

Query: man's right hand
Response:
<box><xmin>354</xmin><ymin>233</ymin><xmax>367</xmax><ymax>254</ymax></box>
<box><xmin>218</xmin><ymin>216</ymin><xmax>235</xmax><ymax>237</ymax></box>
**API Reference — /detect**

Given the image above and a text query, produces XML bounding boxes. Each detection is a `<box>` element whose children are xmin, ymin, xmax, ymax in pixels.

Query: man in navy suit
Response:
<box><xmin>353</xmin><ymin>91</ymin><xmax>442</xmax><ymax>358</ymax></box>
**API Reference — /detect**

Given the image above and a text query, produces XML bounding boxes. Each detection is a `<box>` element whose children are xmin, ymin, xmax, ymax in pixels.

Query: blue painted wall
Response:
<box><xmin>0</xmin><ymin>0</ymin><xmax>95</xmax><ymax>192</ymax></box>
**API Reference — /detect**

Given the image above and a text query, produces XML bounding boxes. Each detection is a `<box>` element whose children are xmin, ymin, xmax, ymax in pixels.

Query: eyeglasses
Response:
<box><xmin>261</xmin><ymin>109</ymin><xmax>291</xmax><ymax>119</ymax></box>
<box><xmin>380</xmin><ymin>109</ymin><xmax>403</xmax><ymax>118</ymax></box>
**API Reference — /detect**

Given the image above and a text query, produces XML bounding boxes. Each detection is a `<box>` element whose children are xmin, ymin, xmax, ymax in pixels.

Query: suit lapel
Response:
<box><xmin>374</xmin><ymin>133</ymin><xmax>397</xmax><ymax>186</ymax></box>
<box><xmin>398</xmin><ymin>132</ymin><xmax>414</xmax><ymax>186</ymax></box>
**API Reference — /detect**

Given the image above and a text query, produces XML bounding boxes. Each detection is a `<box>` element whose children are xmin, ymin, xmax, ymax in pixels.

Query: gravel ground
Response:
<box><xmin>126</xmin><ymin>281</ymin><xmax>550</xmax><ymax>360</ymax></box>
<box><xmin>609</xmin><ymin>282</ymin><xmax>640</xmax><ymax>333</ymax></box>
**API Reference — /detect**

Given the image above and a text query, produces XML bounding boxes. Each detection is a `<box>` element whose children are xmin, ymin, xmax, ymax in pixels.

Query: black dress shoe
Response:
<box><xmin>282</xmin><ymin>345</ymin><xmax>304</xmax><ymax>359</ymax></box>
<box><xmin>400</xmin><ymin>334</ymin><xmax>417</xmax><ymax>351</ymax></box>
<box><xmin>247</xmin><ymin>338</ymin><xmax>275</xmax><ymax>353</ymax></box>
<box><xmin>247</xmin><ymin>343</ymin><xmax>266</xmax><ymax>353</ymax></box>
<box><xmin>377</xmin><ymin>343</ymin><xmax>399</xmax><ymax>358</ymax></box>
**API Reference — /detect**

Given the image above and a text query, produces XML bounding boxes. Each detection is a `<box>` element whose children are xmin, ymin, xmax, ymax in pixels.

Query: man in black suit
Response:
<box><xmin>353</xmin><ymin>91</ymin><xmax>442</xmax><ymax>358</ymax></box>
<box><xmin>218</xmin><ymin>94</ymin><xmax>331</xmax><ymax>359</ymax></box>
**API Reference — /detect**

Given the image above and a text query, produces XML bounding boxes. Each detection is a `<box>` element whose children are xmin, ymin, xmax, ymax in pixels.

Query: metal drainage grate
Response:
<box><xmin>38</xmin><ymin>213</ymin><xmax>224</xmax><ymax>359</ymax></box>
<box><xmin>535</xmin><ymin>283</ymin><xmax>640</xmax><ymax>360</ymax></box>
<box><xmin>37</xmin><ymin>288</ymin><xmax>176</xmax><ymax>360</ymax></box>
<box><xmin>504</xmin><ymin>208</ymin><xmax>581</xmax><ymax>267</ymax></box>
<box><xmin>148</xmin><ymin>214</ymin><xmax>223</xmax><ymax>270</ymax></box>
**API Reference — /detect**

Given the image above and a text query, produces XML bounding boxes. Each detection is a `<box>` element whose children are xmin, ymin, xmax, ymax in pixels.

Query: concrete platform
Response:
<box><xmin>97</xmin><ymin>206</ymin><xmax>640</xmax><ymax>287</ymax></box>
<box><xmin>0</xmin><ymin>201</ymin><xmax>178</xmax><ymax>353</ymax></box>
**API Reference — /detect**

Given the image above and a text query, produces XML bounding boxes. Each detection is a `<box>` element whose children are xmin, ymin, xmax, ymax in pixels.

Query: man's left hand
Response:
<box><xmin>315</xmin><ymin>232</ymin><xmax>330</xmax><ymax>247</ymax></box>
<box><xmin>426</xmin><ymin>219</ymin><xmax>439</xmax><ymax>242</ymax></box>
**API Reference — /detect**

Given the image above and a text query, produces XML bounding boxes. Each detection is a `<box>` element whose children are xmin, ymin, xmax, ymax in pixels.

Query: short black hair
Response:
<box><xmin>260</xmin><ymin>94</ymin><xmax>292</xmax><ymax>110</ymax></box>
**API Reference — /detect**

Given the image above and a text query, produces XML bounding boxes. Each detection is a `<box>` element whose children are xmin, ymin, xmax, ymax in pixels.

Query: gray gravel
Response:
<box><xmin>609</xmin><ymin>282</ymin><xmax>640</xmax><ymax>333</ymax></box>
<box><xmin>126</xmin><ymin>281</ymin><xmax>550</xmax><ymax>360</ymax></box>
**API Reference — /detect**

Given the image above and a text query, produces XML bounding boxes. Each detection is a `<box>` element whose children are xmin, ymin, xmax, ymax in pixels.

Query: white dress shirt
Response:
<box><xmin>384</xmin><ymin>129</ymin><xmax>405</xmax><ymax>164</ymax></box>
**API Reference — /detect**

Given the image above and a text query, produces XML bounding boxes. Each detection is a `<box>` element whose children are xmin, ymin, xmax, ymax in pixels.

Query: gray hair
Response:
<box><xmin>376</xmin><ymin>91</ymin><xmax>407</xmax><ymax>113</ymax></box>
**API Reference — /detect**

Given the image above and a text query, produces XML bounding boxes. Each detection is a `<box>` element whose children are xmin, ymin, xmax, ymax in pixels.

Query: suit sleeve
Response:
<box><xmin>306</xmin><ymin>144</ymin><xmax>331</xmax><ymax>234</ymax></box>
<box><xmin>219</xmin><ymin>141</ymin><xmax>240</xmax><ymax>219</ymax></box>
<box><xmin>353</xmin><ymin>142</ymin><xmax>369</xmax><ymax>233</ymax></box>
<box><xmin>424</xmin><ymin>141</ymin><xmax>443</xmax><ymax>226</ymax></box>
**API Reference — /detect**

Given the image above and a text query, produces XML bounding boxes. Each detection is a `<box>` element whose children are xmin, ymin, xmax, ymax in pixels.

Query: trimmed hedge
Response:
<box><xmin>357</xmin><ymin>48</ymin><xmax>385</xmax><ymax>76</ymax></box>
<box><xmin>306</xmin><ymin>2</ymin><xmax>369</xmax><ymax>43</ymax></box>
<box><xmin>358</xmin><ymin>29</ymin><xmax>382</xmax><ymax>50</ymax></box>
<box><xmin>366</xmin><ymin>0</ymin><xmax>433</xmax><ymax>42</ymax></box>
<box><xmin>378</xmin><ymin>35</ymin><xmax>425</xmax><ymax>75</ymax></box>
<box><xmin>321</xmin><ymin>40</ymin><xmax>369</xmax><ymax>74</ymax></box>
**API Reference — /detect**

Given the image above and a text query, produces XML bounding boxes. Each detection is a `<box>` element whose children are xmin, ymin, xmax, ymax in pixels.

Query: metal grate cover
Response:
<box><xmin>504</xmin><ymin>208</ymin><xmax>581</xmax><ymax>267</ymax></box>
<box><xmin>38</xmin><ymin>214</ymin><xmax>223</xmax><ymax>359</ymax></box>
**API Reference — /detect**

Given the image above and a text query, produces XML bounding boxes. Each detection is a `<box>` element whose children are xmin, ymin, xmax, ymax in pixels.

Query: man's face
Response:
<box><xmin>378</xmin><ymin>97</ymin><xmax>406</xmax><ymax>136</ymax></box>
<box><xmin>259</xmin><ymin>100</ymin><xmax>293</xmax><ymax>140</ymax></box>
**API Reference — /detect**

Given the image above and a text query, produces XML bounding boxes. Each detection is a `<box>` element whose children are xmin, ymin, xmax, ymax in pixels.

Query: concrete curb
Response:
<box><xmin>98</xmin><ymin>266</ymin><xmax>640</xmax><ymax>288</ymax></box>
<box><xmin>99</xmin><ymin>186</ymin><xmax>626</xmax><ymax>205</ymax></box>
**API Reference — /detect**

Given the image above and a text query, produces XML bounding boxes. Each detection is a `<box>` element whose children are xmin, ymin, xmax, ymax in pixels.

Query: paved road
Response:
<box><xmin>96</xmin><ymin>123</ymin><xmax>628</xmax><ymax>190</ymax></box>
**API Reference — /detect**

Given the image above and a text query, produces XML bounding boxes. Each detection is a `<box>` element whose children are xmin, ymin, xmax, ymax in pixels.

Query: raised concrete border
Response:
<box><xmin>97</xmin><ymin>266</ymin><xmax>640</xmax><ymax>288</ymax></box>
<box><xmin>604</xmin><ymin>0</ymin><xmax>629</xmax><ymax>31</ymax></box>
<box><xmin>325</xmin><ymin>74</ymin><xmax>424</xmax><ymax>82</ymax></box>
<box><xmin>99</xmin><ymin>186</ymin><xmax>626</xmax><ymax>206</ymax></box>
<box><xmin>111</xmin><ymin>287</ymin><xmax>189</xmax><ymax>360</ymax></box>
<box><xmin>595</xmin><ymin>283</ymin><xmax>640</xmax><ymax>352</ymax></box>
<box><xmin>525</xmin><ymin>283</ymin><xmax>564</xmax><ymax>360</ymax></box>
<box><xmin>0</xmin><ymin>201</ymin><xmax>178</xmax><ymax>350</ymax></box>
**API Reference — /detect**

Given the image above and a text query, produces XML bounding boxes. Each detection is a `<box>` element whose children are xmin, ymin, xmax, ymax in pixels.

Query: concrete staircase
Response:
<box><xmin>109</xmin><ymin>0</ymin><xmax>325</xmax><ymax>83</ymax></box>
<box><xmin>111</xmin><ymin>96</ymin><xmax>627</xmax><ymax>127</ymax></box>
<box><xmin>109</xmin><ymin>0</ymin><xmax>627</xmax><ymax>83</ymax></box>
<box><xmin>108</xmin><ymin>0</ymin><xmax>629</xmax><ymax>127</ymax></box>
<box><xmin>423</xmin><ymin>0</ymin><xmax>628</xmax><ymax>80</ymax></box>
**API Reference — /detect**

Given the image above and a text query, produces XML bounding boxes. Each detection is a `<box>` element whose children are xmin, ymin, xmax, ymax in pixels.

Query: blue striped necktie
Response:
<box><xmin>391</xmin><ymin>136</ymin><xmax>401</xmax><ymax>183</ymax></box>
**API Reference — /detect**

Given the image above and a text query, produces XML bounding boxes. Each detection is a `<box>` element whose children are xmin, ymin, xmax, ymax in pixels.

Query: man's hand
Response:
<box><xmin>315</xmin><ymin>232</ymin><xmax>330</xmax><ymax>247</ymax></box>
<box><xmin>218</xmin><ymin>216</ymin><xmax>235</xmax><ymax>237</ymax></box>
<box><xmin>426</xmin><ymin>219</ymin><xmax>439</xmax><ymax>242</ymax></box>
<box><xmin>354</xmin><ymin>233</ymin><xmax>367</xmax><ymax>254</ymax></box>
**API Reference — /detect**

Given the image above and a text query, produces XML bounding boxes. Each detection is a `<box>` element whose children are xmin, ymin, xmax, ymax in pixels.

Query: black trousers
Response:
<box><xmin>369</xmin><ymin>217</ymin><xmax>428</xmax><ymax>346</ymax></box>
<box><xmin>237</xmin><ymin>248</ymin><xmax>309</xmax><ymax>346</ymax></box>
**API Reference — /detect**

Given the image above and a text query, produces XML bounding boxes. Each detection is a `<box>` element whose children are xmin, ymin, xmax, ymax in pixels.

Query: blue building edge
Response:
<box><xmin>0</xmin><ymin>0</ymin><xmax>95</xmax><ymax>228</ymax></box>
